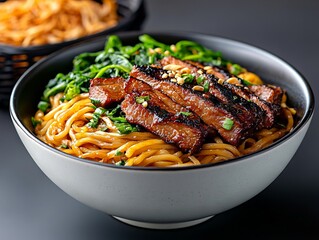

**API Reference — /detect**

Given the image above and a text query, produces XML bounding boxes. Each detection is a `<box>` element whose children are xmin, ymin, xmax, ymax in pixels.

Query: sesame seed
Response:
<box><xmin>171</xmin><ymin>78</ymin><xmax>177</xmax><ymax>83</ymax></box>
<box><xmin>206</xmin><ymin>69</ymin><xmax>214</xmax><ymax>74</ymax></box>
<box><xmin>149</xmin><ymin>48</ymin><xmax>155</xmax><ymax>54</ymax></box>
<box><xmin>170</xmin><ymin>45</ymin><xmax>177</xmax><ymax>52</ymax></box>
<box><xmin>154</xmin><ymin>48</ymin><xmax>162</xmax><ymax>54</ymax></box>
<box><xmin>175</xmin><ymin>73</ymin><xmax>181</xmax><ymax>78</ymax></box>
<box><xmin>192</xmin><ymin>85</ymin><xmax>204</xmax><ymax>91</ymax></box>
<box><xmin>203</xmin><ymin>66</ymin><xmax>212</xmax><ymax>71</ymax></box>
<box><xmin>226</xmin><ymin>77</ymin><xmax>240</xmax><ymax>85</ymax></box>
<box><xmin>177</xmin><ymin>77</ymin><xmax>185</xmax><ymax>85</ymax></box>
<box><xmin>142</xmin><ymin>101</ymin><xmax>148</xmax><ymax>108</ymax></box>
<box><xmin>163</xmin><ymin>64</ymin><xmax>182</xmax><ymax>71</ymax></box>
<box><xmin>180</xmin><ymin>67</ymin><xmax>190</xmax><ymax>73</ymax></box>
<box><xmin>162</xmin><ymin>73</ymin><xmax>168</xmax><ymax>79</ymax></box>
<box><xmin>197</xmin><ymin>69</ymin><xmax>203</xmax><ymax>74</ymax></box>
<box><xmin>168</xmin><ymin>72</ymin><xmax>175</xmax><ymax>78</ymax></box>
<box><xmin>217</xmin><ymin>79</ymin><xmax>224</xmax><ymax>84</ymax></box>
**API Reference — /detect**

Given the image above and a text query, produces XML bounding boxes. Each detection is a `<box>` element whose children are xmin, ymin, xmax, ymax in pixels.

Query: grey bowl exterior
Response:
<box><xmin>10</xmin><ymin>32</ymin><xmax>314</xmax><ymax>225</ymax></box>
<box><xmin>13</xmin><ymin>120</ymin><xmax>311</xmax><ymax>223</ymax></box>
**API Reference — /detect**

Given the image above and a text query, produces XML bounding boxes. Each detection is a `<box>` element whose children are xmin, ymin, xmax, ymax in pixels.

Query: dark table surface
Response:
<box><xmin>1</xmin><ymin>0</ymin><xmax>318</xmax><ymax>239</ymax></box>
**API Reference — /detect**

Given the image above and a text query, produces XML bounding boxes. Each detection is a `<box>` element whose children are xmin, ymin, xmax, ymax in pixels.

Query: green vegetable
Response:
<box><xmin>179</xmin><ymin>111</ymin><xmax>192</xmax><ymax>116</ymax></box>
<box><xmin>115</xmin><ymin>150</ymin><xmax>123</xmax><ymax>156</ymax></box>
<box><xmin>114</xmin><ymin>122</ymin><xmax>138</xmax><ymax>134</ymax></box>
<box><xmin>37</xmin><ymin>101</ymin><xmax>50</xmax><ymax>112</ymax></box>
<box><xmin>60</xmin><ymin>143</ymin><xmax>68</xmax><ymax>149</ymax></box>
<box><xmin>31</xmin><ymin>117</ymin><xmax>41</xmax><ymax>127</ymax></box>
<box><xmin>241</xmin><ymin>79</ymin><xmax>253</xmax><ymax>86</ymax></box>
<box><xmin>115</xmin><ymin>160</ymin><xmax>126</xmax><ymax>166</ymax></box>
<box><xmin>196</xmin><ymin>75</ymin><xmax>205</xmax><ymax>85</ymax></box>
<box><xmin>87</xmin><ymin>107</ymin><xmax>106</xmax><ymax>128</ymax></box>
<box><xmin>229</xmin><ymin>64</ymin><xmax>243</xmax><ymax>75</ymax></box>
<box><xmin>104</xmin><ymin>35</ymin><xmax>122</xmax><ymax>53</ymax></box>
<box><xmin>135</xmin><ymin>95</ymin><xmax>150</xmax><ymax>104</ymax></box>
<box><xmin>86</xmin><ymin>105</ymin><xmax>138</xmax><ymax>134</ymax></box>
<box><xmin>222</xmin><ymin>118</ymin><xmax>234</xmax><ymax>130</ymax></box>
<box><xmin>182</xmin><ymin>74</ymin><xmax>195</xmax><ymax>83</ymax></box>
<box><xmin>203</xmin><ymin>80</ymin><xmax>210</xmax><ymax>92</ymax></box>
<box><xmin>35</xmin><ymin>34</ymin><xmax>245</xmax><ymax>137</ymax></box>
<box><xmin>91</xmin><ymin>99</ymin><xmax>101</xmax><ymax>106</ymax></box>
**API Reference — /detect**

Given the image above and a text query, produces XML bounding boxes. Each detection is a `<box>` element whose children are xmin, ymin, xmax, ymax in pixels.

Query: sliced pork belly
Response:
<box><xmin>89</xmin><ymin>77</ymin><xmax>126</xmax><ymax>107</ymax></box>
<box><xmin>160</xmin><ymin>56</ymin><xmax>282</xmax><ymax>128</ymax></box>
<box><xmin>125</xmin><ymin>77</ymin><xmax>216</xmax><ymax>138</ymax></box>
<box><xmin>223</xmin><ymin>83</ymin><xmax>281</xmax><ymax>128</ymax></box>
<box><xmin>159</xmin><ymin>56</ymin><xmax>267</xmax><ymax>130</ymax></box>
<box><xmin>130</xmin><ymin>65</ymin><xmax>249</xmax><ymax>145</ymax></box>
<box><xmin>249</xmin><ymin>84</ymin><xmax>283</xmax><ymax>105</ymax></box>
<box><xmin>121</xmin><ymin>92</ymin><xmax>206</xmax><ymax>154</ymax></box>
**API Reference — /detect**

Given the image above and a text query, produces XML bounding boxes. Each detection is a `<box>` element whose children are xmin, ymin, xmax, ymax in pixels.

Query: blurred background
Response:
<box><xmin>1</xmin><ymin>0</ymin><xmax>318</xmax><ymax>239</ymax></box>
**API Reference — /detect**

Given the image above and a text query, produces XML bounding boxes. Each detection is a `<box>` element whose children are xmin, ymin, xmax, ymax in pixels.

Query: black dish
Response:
<box><xmin>0</xmin><ymin>0</ymin><xmax>146</xmax><ymax>107</ymax></box>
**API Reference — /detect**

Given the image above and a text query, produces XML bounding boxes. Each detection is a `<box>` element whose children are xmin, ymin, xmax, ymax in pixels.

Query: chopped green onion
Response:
<box><xmin>37</xmin><ymin>101</ymin><xmax>50</xmax><ymax>112</ymax></box>
<box><xmin>114</xmin><ymin>122</ymin><xmax>138</xmax><ymax>134</ymax></box>
<box><xmin>203</xmin><ymin>80</ymin><xmax>210</xmax><ymax>92</ymax></box>
<box><xmin>229</xmin><ymin>64</ymin><xmax>243</xmax><ymax>75</ymax></box>
<box><xmin>241</xmin><ymin>79</ymin><xmax>253</xmax><ymax>86</ymax></box>
<box><xmin>222</xmin><ymin>118</ymin><xmax>234</xmax><ymax>130</ymax></box>
<box><xmin>91</xmin><ymin>99</ymin><xmax>101</xmax><ymax>106</ymax></box>
<box><xmin>182</xmin><ymin>74</ymin><xmax>195</xmax><ymax>83</ymax></box>
<box><xmin>179</xmin><ymin>111</ymin><xmax>192</xmax><ymax>116</ymax></box>
<box><xmin>135</xmin><ymin>95</ymin><xmax>150</xmax><ymax>104</ymax></box>
<box><xmin>31</xmin><ymin>117</ymin><xmax>41</xmax><ymax>127</ymax></box>
<box><xmin>115</xmin><ymin>160</ymin><xmax>126</xmax><ymax>166</ymax></box>
<box><xmin>87</xmin><ymin>107</ymin><xmax>106</xmax><ymax>128</ymax></box>
<box><xmin>115</xmin><ymin>150</ymin><xmax>123</xmax><ymax>156</ymax></box>
<box><xmin>60</xmin><ymin>143</ymin><xmax>68</xmax><ymax>149</ymax></box>
<box><xmin>196</xmin><ymin>75</ymin><xmax>205</xmax><ymax>85</ymax></box>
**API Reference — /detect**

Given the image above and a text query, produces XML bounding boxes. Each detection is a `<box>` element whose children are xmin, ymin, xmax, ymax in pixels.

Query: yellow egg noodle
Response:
<box><xmin>33</xmin><ymin>92</ymin><xmax>294</xmax><ymax>167</ymax></box>
<box><xmin>0</xmin><ymin>0</ymin><xmax>118</xmax><ymax>46</ymax></box>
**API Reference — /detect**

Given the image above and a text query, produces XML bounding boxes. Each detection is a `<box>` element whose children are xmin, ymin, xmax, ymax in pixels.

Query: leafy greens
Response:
<box><xmin>37</xmin><ymin>34</ymin><xmax>240</xmax><ymax>134</ymax></box>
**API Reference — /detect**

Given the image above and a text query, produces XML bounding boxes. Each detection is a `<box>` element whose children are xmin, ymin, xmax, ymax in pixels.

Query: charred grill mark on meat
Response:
<box><xmin>89</xmin><ymin>56</ymin><xmax>284</xmax><ymax>153</ymax></box>
<box><xmin>160</xmin><ymin>56</ymin><xmax>282</xmax><ymax>129</ymax></box>
<box><xmin>249</xmin><ymin>84</ymin><xmax>283</xmax><ymax>105</ymax></box>
<box><xmin>121</xmin><ymin>92</ymin><xmax>206</xmax><ymax>153</ymax></box>
<box><xmin>222</xmin><ymin>82</ymin><xmax>280</xmax><ymax>128</ymax></box>
<box><xmin>126</xmin><ymin>77</ymin><xmax>217</xmax><ymax>139</ymax></box>
<box><xmin>159</xmin><ymin>57</ymin><xmax>266</xmax><ymax>131</ymax></box>
<box><xmin>131</xmin><ymin>65</ymin><xmax>248</xmax><ymax>145</ymax></box>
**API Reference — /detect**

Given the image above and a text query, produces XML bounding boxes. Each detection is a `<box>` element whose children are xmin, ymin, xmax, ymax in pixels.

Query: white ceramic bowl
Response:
<box><xmin>10</xmin><ymin>32</ymin><xmax>315</xmax><ymax>229</ymax></box>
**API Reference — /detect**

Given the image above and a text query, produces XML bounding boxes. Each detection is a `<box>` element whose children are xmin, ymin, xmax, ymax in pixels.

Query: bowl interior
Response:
<box><xmin>10</xmin><ymin>32</ymin><xmax>314</xmax><ymax>164</ymax></box>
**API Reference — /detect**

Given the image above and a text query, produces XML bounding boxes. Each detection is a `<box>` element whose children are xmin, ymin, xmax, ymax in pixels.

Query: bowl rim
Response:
<box><xmin>0</xmin><ymin>0</ymin><xmax>145</xmax><ymax>52</ymax></box>
<box><xmin>9</xmin><ymin>30</ymin><xmax>316</xmax><ymax>172</ymax></box>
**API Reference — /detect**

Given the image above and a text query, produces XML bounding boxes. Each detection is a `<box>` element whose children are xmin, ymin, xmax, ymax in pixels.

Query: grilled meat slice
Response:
<box><xmin>223</xmin><ymin>82</ymin><xmax>281</xmax><ymax>128</ymax></box>
<box><xmin>125</xmin><ymin>77</ymin><xmax>188</xmax><ymax>114</ymax></box>
<box><xmin>130</xmin><ymin>65</ymin><xmax>248</xmax><ymax>145</ymax></box>
<box><xmin>160</xmin><ymin>56</ymin><xmax>265</xmax><ymax>131</ymax></box>
<box><xmin>206</xmin><ymin>74</ymin><xmax>265</xmax><ymax>130</ymax></box>
<box><xmin>121</xmin><ymin>92</ymin><xmax>206</xmax><ymax>153</ymax></box>
<box><xmin>249</xmin><ymin>84</ymin><xmax>283</xmax><ymax>104</ymax></box>
<box><xmin>89</xmin><ymin>77</ymin><xmax>126</xmax><ymax>107</ymax></box>
<box><xmin>176</xmin><ymin>58</ymin><xmax>283</xmax><ymax>128</ymax></box>
<box><xmin>125</xmin><ymin>77</ymin><xmax>217</xmax><ymax>138</ymax></box>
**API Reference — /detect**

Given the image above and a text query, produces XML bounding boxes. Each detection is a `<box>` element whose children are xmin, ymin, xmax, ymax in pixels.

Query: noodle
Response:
<box><xmin>0</xmin><ymin>0</ymin><xmax>118</xmax><ymax>46</ymax></box>
<box><xmin>33</xmin><ymin>92</ymin><xmax>295</xmax><ymax>167</ymax></box>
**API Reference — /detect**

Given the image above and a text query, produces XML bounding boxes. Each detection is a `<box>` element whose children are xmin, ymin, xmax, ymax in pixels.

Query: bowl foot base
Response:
<box><xmin>113</xmin><ymin>215</ymin><xmax>214</xmax><ymax>229</ymax></box>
